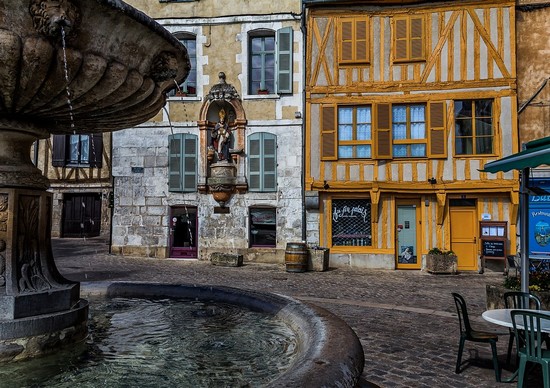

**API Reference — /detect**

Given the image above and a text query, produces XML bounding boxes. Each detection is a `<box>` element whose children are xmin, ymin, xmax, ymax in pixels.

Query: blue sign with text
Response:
<box><xmin>529</xmin><ymin>179</ymin><xmax>550</xmax><ymax>256</ymax></box>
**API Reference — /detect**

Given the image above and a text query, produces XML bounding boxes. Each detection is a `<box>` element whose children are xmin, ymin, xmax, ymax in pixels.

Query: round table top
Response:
<box><xmin>482</xmin><ymin>308</ymin><xmax>550</xmax><ymax>332</ymax></box>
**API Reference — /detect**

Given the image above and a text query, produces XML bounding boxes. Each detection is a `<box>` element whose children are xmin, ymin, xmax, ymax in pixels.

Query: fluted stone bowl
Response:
<box><xmin>0</xmin><ymin>0</ymin><xmax>190</xmax><ymax>133</ymax></box>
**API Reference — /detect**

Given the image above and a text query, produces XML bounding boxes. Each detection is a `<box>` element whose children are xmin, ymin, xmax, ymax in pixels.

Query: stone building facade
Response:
<box><xmin>111</xmin><ymin>0</ymin><xmax>304</xmax><ymax>261</ymax></box>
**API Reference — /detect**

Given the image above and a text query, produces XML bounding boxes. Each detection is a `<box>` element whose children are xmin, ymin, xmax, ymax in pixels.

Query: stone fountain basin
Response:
<box><xmin>0</xmin><ymin>0</ymin><xmax>190</xmax><ymax>133</ymax></box>
<box><xmin>81</xmin><ymin>281</ymin><xmax>365</xmax><ymax>387</ymax></box>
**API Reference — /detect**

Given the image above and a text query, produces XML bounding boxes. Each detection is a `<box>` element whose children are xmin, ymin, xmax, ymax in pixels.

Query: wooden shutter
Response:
<box><xmin>410</xmin><ymin>17</ymin><xmax>424</xmax><ymax>59</ymax></box>
<box><xmin>373</xmin><ymin>103</ymin><xmax>392</xmax><ymax>159</ymax></box>
<box><xmin>262</xmin><ymin>133</ymin><xmax>277</xmax><ymax>191</ymax></box>
<box><xmin>248</xmin><ymin>133</ymin><xmax>261</xmax><ymax>191</ymax></box>
<box><xmin>355</xmin><ymin>19</ymin><xmax>368</xmax><ymax>62</ymax></box>
<box><xmin>52</xmin><ymin>134</ymin><xmax>66</xmax><ymax>167</ymax></box>
<box><xmin>394</xmin><ymin>18</ymin><xmax>408</xmax><ymax>61</ymax></box>
<box><xmin>276</xmin><ymin>27</ymin><xmax>293</xmax><ymax>94</ymax></box>
<box><xmin>168</xmin><ymin>134</ymin><xmax>183</xmax><ymax>192</ymax></box>
<box><xmin>182</xmin><ymin>134</ymin><xmax>197</xmax><ymax>191</ymax></box>
<box><xmin>89</xmin><ymin>133</ymin><xmax>103</xmax><ymax>168</ymax></box>
<box><xmin>321</xmin><ymin>105</ymin><xmax>337</xmax><ymax>160</ymax></box>
<box><xmin>428</xmin><ymin>101</ymin><xmax>447</xmax><ymax>158</ymax></box>
<box><xmin>248</xmin><ymin>132</ymin><xmax>277</xmax><ymax>192</ymax></box>
<box><xmin>339</xmin><ymin>17</ymin><xmax>369</xmax><ymax>64</ymax></box>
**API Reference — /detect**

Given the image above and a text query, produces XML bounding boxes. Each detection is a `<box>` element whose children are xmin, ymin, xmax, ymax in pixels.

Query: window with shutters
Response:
<box><xmin>392</xmin><ymin>104</ymin><xmax>427</xmax><ymax>158</ymax></box>
<box><xmin>168</xmin><ymin>133</ymin><xmax>197</xmax><ymax>192</ymax></box>
<box><xmin>52</xmin><ymin>134</ymin><xmax>103</xmax><ymax>167</ymax></box>
<box><xmin>169</xmin><ymin>34</ymin><xmax>197</xmax><ymax>97</ymax></box>
<box><xmin>338</xmin><ymin>106</ymin><xmax>372</xmax><ymax>158</ymax></box>
<box><xmin>249</xmin><ymin>207</ymin><xmax>276</xmax><ymax>248</ymax></box>
<box><xmin>248</xmin><ymin>132</ymin><xmax>277</xmax><ymax>192</ymax></box>
<box><xmin>249</xmin><ymin>27</ymin><xmax>293</xmax><ymax>95</ymax></box>
<box><xmin>454</xmin><ymin>99</ymin><xmax>494</xmax><ymax>156</ymax></box>
<box><xmin>339</xmin><ymin>17</ymin><xmax>370</xmax><ymax>65</ymax></box>
<box><xmin>321</xmin><ymin>102</ymin><xmax>447</xmax><ymax>161</ymax></box>
<box><xmin>393</xmin><ymin>15</ymin><xmax>425</xmax><ymax>63</ymax></box>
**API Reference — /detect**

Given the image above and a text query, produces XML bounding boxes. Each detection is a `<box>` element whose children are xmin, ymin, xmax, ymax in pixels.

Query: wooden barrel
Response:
<box><xmin>285</xmin><ymin>242</ymin><xmax>308</xmax><ymax>273</ymax></box>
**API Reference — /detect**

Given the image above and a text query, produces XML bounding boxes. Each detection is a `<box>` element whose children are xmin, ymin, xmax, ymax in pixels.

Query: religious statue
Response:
<box><xmin>211</xmin><ymin>108</ymin><xmax>232</xmax><ymax>162</ymax></box>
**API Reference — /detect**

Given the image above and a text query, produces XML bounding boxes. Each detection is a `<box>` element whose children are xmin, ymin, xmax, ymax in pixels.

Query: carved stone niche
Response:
<box><xmin>198</xmin><ymin>72</ymin><xmax>248</xmax><ymax>206</ymax></box>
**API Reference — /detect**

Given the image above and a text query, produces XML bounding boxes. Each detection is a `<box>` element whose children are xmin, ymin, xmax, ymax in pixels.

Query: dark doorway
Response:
<box><xmin>62</xmin><ymin>193</ymin><xmax>102</xmax><ymax>237</ymax></box>
<box><xmin>169</xmin><ymin>206</ymin><xmax>198</xmax><ymax>258</ymax></box>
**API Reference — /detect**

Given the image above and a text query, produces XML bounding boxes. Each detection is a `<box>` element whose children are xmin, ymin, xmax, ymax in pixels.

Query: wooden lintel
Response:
<box><xmin>370</xmin><ymin>189</ymin><xmax>380</xmax><ymax>222</ymax></box>
<box><xmin>436</xmin><ymin>192</ymin><xmax>446</xmax><ymax>225</ymax></box>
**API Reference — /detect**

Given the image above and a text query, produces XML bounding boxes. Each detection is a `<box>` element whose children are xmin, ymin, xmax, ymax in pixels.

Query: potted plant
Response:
<box><xmin>425</xmin><ymin>247</ymin><xmax>457</xmax><ymax>274</ymax></box>
<box><xmin>486</xmin><ymin>267</ymin><xmax>550</xmax><ymax>310</ymax></box>
<box><xmin>257</xmin><ymin>89</ymin><xmax>269</xmax><ymax>95</ymax></box>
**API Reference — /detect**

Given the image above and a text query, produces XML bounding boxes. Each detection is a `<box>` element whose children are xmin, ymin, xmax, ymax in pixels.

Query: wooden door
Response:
<box><xmin>62</xmin><ymin>193</ymin><xmax>101</xmax><ymax>237</ymax></box>
<box><xmin>396</xmin><ymin>200</ymin><xmax>421</xmax><ymax>269</ymax></box>
<box><xmin>450</xmin><ymin>206</ymin><xmax>478</xmax><ymax>271</ymax></box>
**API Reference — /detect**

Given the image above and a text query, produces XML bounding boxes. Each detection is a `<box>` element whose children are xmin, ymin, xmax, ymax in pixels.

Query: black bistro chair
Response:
<box><xmin>504</xmin><ymin>291</ymin><xmax>542</xmax><ymax>366</ymax></box>
<box><xmin>452</xmin><ymin>292</ymin><xmax>501</xmax><ymax>382</ymax></box>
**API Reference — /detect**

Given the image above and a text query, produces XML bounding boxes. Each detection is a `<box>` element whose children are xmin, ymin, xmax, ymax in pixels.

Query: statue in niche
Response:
<box><xmin>210</xmin><ymin>108</ymin><xmax>232</xmax><ymax>162</ymax></box>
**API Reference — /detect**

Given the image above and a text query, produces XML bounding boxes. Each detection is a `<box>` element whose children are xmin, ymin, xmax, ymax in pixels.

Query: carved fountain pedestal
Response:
<box><xmin>0</xmin><ymin>0</ymin><xmax>189</xmax><ymax>361</ymax></box>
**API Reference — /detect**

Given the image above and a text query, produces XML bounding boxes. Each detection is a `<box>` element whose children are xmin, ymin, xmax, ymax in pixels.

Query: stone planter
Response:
<box><xmin>425</xmin><ymin>254</ymin><xmax>457</xmax><ymax>274</ymax></box>
<box><xmin>308</xmin><ymin>248</ymin><xmax>329</xmax><ymax>272</ymax></box>
<box><xmin>210</xmin><ymin>252</ymin><xmax>243</xmax><ymax>267</ymax></box>
<box><xmin>486</xmin><ymin>284</ymin><xmax>550</xmax><ymax>310</ymax></box>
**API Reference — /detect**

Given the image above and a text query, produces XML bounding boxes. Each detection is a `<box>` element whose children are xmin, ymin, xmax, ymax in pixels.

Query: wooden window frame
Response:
<box><xmin>392</xmin><ymin>15</ymin><xmax>426</xmax><ymax>63</ymax></box>
<box><xmin>249</xmin><ymin>31</ymin><xmax>276</xmax><ymax>95</ymax></box>
<box><xmin>391</xmin><ymin>104</ymin><xmax>427</xmax><ymax>158</ymax></box>
<box><xmin>337</xmin><ymin>105</ymin><xmax>373</xmax><ymax>159</ymax></box>
<box><xmin>170</xmin><ymin>34</ymin><xmax>197</xmax><ymax>97</ymax></box>
<box><xmin>454</xmin><ymin>99</ymin><xmax>494</xmax><ymax>156</ymax></box>
<box><xmin>338</xmin><ymin>16</ymin><xmax>370</xmax><ymax>65</ymax></box>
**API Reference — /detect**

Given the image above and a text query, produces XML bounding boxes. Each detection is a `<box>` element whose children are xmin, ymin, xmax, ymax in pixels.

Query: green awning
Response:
<box><xmin>482</xmin><ymin>136</ymin><xmax>550</xmax><ymax>173</ymax></box>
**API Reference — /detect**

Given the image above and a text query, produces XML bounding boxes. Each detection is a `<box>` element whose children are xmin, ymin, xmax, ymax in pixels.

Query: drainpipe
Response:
<box><xmin>300</xmin><ymin>0</ymin><xmax>307</xmax><ymax>243</ymax></box>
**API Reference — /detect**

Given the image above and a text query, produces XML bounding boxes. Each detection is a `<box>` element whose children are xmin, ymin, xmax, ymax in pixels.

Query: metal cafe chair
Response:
<box><xmin>452</xmin><ymin>292</ymin><xmax>501</xmax><ymax>382</ymax></box>
<box><xmin>511</xmin><ymin>310</ymin><xmax>550</xmax><ymax>388</ymax></box>
<box><xmin>504</xmin><ymin>291</ymin><xmax>543</xmax><ymax>366</ymax></box>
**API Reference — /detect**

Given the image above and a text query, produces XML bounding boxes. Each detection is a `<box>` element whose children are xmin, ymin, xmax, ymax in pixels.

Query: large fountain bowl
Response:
<box><xmin>0</xmin><ymin>0</ymin><xmax>190</xmax><ymax>133</ymax></box>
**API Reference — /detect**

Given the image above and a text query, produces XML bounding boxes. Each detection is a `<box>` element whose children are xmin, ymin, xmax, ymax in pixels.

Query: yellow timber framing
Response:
<box><xmin>306</xmin><ymin>2</ymin><xmax>516</xmax><ymax>94</ymax></box>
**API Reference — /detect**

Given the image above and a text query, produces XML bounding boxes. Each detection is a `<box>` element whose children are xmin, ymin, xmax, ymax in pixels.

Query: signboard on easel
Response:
<box><xmin>480</xmin><ymin>221</ymin><xmax>507</xmax><ymax>270</ymax></box>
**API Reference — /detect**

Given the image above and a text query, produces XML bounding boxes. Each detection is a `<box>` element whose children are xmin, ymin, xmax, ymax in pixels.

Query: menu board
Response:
<box><xmin>482</xmin><ymin>239</ymin><xmax>505</xmax><ymax>258</ymax></box>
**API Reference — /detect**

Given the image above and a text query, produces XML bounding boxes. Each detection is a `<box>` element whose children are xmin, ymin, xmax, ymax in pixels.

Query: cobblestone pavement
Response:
<box><xmin>53</xmin><ymin>237</ymin><xmax>542</xmax><ymax>388</ymax></box>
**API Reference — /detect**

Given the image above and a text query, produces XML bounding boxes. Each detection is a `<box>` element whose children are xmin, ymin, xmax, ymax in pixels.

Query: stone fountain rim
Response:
<box><xmin>80</xmin><ymin>281</ymin><xmax>365</xmax><ymax>387</ymax></box>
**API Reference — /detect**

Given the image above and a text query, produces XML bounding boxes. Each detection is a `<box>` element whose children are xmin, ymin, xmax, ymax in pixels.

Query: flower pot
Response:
<box><xmin>425</xmin><ymin>254</ymin><xmax>457</xmax><ymax>274</ymax></box>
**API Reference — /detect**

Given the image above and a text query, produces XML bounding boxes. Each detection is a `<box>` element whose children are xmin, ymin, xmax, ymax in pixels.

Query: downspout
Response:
<box><xmin>520</xmin><ymin>167</ymin><xmax>529</xmax><ymax>293</ymax></box>
<box><xmin>300</xmin><ymin>0</ymin><xmax>307</xmax><ymax>243</ymax></box>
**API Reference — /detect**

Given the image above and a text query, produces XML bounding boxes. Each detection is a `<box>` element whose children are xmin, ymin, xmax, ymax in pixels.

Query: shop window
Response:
<box><xmin>249</xmin><ymin>207</ymin><xmax>276</xmax><ymax>247</ymax></box>
<box><xmin>331</xmin><ymin>199</ymin><xmax>372</xmax><ymax>247</ymax></box>
<box><xmin>339</xmin><ymin>17</ymin><xmax>370</xmax><ymax>65</ymax></box>
<box><xmin>168</xmin><ymin>133</ymin><xmax>197</xmax><ymax>192</ymax></box>
<box><xmin>454</xmin><ymin>99</ymin><xmax>493</xmax><ymax>155</ymax></box>
<box><xmin>52</xmin><ymin>133</ymin><xmax>103</xmax><ymax>167</ymax></box>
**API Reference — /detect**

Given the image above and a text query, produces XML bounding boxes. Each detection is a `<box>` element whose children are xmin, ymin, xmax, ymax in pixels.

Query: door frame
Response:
<box><xmin>169</xmin><ymin>205</ymin><xmax>198</xmax><ymax>259</ymax></box>
<box><xmin>395</xmin><ymin>198</ymin><xmax>422</xmax><ymax>270</ymax></box>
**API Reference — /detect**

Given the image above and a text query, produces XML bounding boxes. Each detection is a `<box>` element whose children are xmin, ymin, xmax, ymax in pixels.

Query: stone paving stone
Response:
<box><xmin>52</xmin><ymin>237</ymin><xmax>544</xmax><ymax>387</ymax></box>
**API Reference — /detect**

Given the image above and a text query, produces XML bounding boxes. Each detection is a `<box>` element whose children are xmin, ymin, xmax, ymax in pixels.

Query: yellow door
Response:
<box><xmin>396</xmin><ymin>200</ymin><xmax>421</xmax><ymax>270</ymax></box>
<box><xmin>450</xmin><ymin>207</ymin><xmax>478</xmax><ymax>271</ymax></box>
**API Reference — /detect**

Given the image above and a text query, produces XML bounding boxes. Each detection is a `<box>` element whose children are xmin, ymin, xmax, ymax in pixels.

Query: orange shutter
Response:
<box><xmin>410</xmin><ymin>17</ymin><xmax>424</xmax><ymax>59</ymax></box>
<box><xmin>340</xmin><ymin>19</ymin><xmax>353</xmax><ymax>62</ymax></box>
<box><xmin>321</xmin><ymin>105</ymin><xmax>338</xmax><ymax>160</ymax></box>
<box><xmin>355</xmin><ymin>19</ymin><xmax>368</xmax><ymax>62</ymax></box>
<box><xmin>374</xmin><ymin>103</ymin><xmax>392</xmax><ymax>159</ymax></box>
<box><xmin>394</xmin><ymin>18</ymin><xmax>408</xmax><ymax>61</ymax></box>
<box><xmin>428</xmin><ymin>101</ymin><xmax>447</xmax><ymax>158</ymax></box>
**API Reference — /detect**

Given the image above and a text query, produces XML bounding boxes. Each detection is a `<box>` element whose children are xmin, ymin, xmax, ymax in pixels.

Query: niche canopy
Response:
<box><xmin>0</xmin><ymin>0</ymin><xmax>191</xmax><ymax>134</ymax></box>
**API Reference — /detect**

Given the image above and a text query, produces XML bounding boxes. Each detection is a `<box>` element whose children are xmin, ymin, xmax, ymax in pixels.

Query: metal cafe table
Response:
<box><xmin>482</xmin><ymin>308</ymin><xmax>550</xmax><ymax>383</ymax></box>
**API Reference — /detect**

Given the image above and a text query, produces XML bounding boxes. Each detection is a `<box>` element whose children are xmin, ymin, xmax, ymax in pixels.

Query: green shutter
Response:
<box><xmin>248</xmin><ymin>132</ymin><xmax>277</xmax><ymax>192</ymax></box>
<box><xmin>276</xmin><ymin>27</ymin><xmax>293</xmax><ymax>94</ymax></box>
<box><xmin>168</xmin><ymin>133</ymin><xmax>197</xmax><ymax>192</ymax></box>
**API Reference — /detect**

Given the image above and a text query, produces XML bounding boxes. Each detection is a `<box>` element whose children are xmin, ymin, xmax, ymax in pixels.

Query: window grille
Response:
<box><xmin>331</xmin><ymin>199</ymin><xmax>372</xmax><ymax>246</ymax></box>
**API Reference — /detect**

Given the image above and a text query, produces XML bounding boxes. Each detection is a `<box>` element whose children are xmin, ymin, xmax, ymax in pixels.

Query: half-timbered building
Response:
<box><xmin>303</xmin><ymin>0</ymin><xmax>519</xmax><ymax>271</ymax></box>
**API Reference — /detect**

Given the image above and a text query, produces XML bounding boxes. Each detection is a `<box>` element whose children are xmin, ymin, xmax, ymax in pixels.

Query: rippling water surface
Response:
<box><xmin>4</xmin><ymin>297</ymin><xmax>299</xmax><ymax>388</ymax></box>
